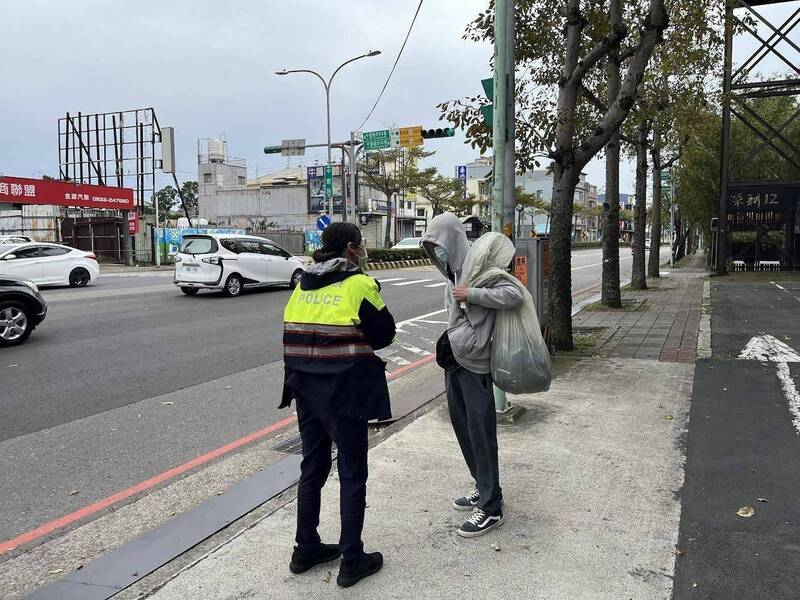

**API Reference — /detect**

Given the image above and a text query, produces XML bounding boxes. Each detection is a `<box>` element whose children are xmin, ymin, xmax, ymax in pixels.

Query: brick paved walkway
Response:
<box><xmin>573</xmin><ymin>254</ymin><xmax>706</xmax><ymax>363</ymax></box>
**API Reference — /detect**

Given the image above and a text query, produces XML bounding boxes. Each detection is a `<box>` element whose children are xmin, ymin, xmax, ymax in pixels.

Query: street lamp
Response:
<box><xmin>276</xmin><ymin>50</ymin><xmax>381</xmax><ymax>217</ymax></box>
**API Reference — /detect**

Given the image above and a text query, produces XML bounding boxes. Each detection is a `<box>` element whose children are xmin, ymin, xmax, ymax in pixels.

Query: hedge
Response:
<box><xmin>366</xmin><ymin>248</ymin><xmax>427</xmax><ymax>262</ymax></box>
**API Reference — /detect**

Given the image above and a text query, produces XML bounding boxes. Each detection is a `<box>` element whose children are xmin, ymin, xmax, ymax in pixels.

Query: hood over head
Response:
<box><xmin>300</xmin><ymin>257</ymin><xmax>360</xmax><ymax>290</ymax></box>
<box><xmin>421</xmin><ymin>212</ymin><xmax>470</xmax><ymax>281</ymax></box>
<box><xmin>460</xmin><ymin>232</ymin><xmax>516</xmax><ymax>286</ymax></box>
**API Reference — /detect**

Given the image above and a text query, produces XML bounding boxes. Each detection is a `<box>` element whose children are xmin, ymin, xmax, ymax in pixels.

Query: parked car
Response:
<box><xmin>390</xmin><ymin>237</ymin><xmax>423</xmax><ymax>250</ymax></box>
<box><xmin>0</xmin><ymin>275</ymin><xmax>47</xmax><ymax>347</ymax></box>
<box><xmin>173</xmin><ymin>233</ymin><xmax>305</xmax><ymax>297</ymax></box>
<box><xmin>0</xmin><ymin>243</ymin><xmax>99</xmax><ymax>287</ymax></box>
<box><xmin>0</xmin><ymin>235</ymin><xmax>34</xmax><ymax>246</ymax></box>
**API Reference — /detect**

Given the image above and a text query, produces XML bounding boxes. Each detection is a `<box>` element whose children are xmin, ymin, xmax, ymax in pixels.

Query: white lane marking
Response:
<box><xmin>738</xmin><ymin>334</ymin><xmax>800</xmax><ymax>435</ymax></box>
<box><xmin>395</xmin><ymin>309</ymin><xmax>447</xmax><ymax>329</ymax></box>
<box><xmin>571</xmin><ymin>255</ymin><xmax>633</xmax><ymax>271</ymax></box>
<box><xmin>772</xmin><ymin>281</ymin><xmax>800</xmax><ymax>303</ymax></box>
<box><xmin>392</xmin><ymin>279</ymin><xmax>433</xmax><ymax>287</ymax></box>
<box><xmin>401</xmin><ymin>345</ymin><xmax>431</xmax><ymax>356</ymax></box>
<box><xmin>424</xmin><ymin>282</ymin><xmax>447</xmax><ymax>288</ymax></box>
<box><xmin>377</xmin><ymin>278</ymin><xmax>405</xmax><ymax>283</ymax></box>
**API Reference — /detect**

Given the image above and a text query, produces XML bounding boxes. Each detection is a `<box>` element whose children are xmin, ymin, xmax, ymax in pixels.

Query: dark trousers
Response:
<box><xmin>445</xmin><ymin>368</ymin><xmax>502</xmax><ymax>514</ymax></box>
<box><xmin>295</xmin><ymin>397</ymin><xmax>369</xmax><ymax>563</ymax></box>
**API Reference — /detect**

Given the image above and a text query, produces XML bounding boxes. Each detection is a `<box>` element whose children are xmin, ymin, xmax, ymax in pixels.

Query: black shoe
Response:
<box><xmin>289</xmin><ymin>543</ymin><xmax>341</xmax><ymax>574</ymax></box>
<box><xmin>457</xmin><ymin>508</ymin><xmax>505</xmax><ymax>538</ymax></box>
<box><xmin>453</xmin><ymin>489</ymin><xmax>480</xmax><ymax>511</ymax></box>
<box><xmin>336</xmin><ymin>551</ymin><xmax>384</xmax><ymax>588</ymax></box>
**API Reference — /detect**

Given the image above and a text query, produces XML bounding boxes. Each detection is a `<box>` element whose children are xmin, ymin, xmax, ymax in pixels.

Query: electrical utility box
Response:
<box><xmin>513</xmin><ymin>237</ymin><xmax>550</xmax><ymax>330</ymax></box>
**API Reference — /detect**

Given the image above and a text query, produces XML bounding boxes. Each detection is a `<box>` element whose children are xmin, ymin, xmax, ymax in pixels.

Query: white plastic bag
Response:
<box><xmin>491</xmin><ymin>282</ymin><xmax>551</xmax><ymax>394</ymax></box>
<box><xmin>461</xmin><ymin>232</ymin><xmax>551</xmax><ymax>394</ymax></box>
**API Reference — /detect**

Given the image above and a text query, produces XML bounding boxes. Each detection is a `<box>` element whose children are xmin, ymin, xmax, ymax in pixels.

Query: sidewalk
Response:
<box><xmin>138</xmin><ymin>262</ymin><xmax>708</xmax><ymax>600</ymax></box>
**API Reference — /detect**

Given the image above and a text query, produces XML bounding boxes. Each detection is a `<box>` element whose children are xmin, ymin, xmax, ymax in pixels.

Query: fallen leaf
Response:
<box><xmin>490</xmin><ymin>544</ymin><xmax>501</xmax><ymax>552</ymax></box>
<box><xmin>48</xmin><ymin>568</ymin><xmax>64</xmax><ymax>575</ymax></box>
<box><xmin>69</xmin><ymin>490</ymin><xmax>79</xmax><ymax>496</ymax></box>
<box><xmin>757</xmin><ymin>497</ymin><xmax>768</xmax><ymax>503</ymax></box>
<box><xmin>671</xmin><ymin>548</ymin><xmax>683</xmax><ymax>557</ymax></box>
<box><xmin>737</xmin><ymin>506</ymin><xmax>755</xmax><ymax>518</ymax></box>
<box><xmin>666</xmin><ymin>415</ymin><xmax>674</xmax><ymax>420</ymax></box>
<box><xmin>161</xmin><ymin>401</ymin><xmax>174</xmax><ymax>406</ymax></box>
<box><xmin>322</xmin><ymin>571</ymin><xmax>331</xmax><ymax>583</ymax></box>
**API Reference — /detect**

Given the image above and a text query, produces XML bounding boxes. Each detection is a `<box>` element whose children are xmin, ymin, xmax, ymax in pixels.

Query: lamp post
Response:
<box><xmin>276</xmin><ymin>51</ymin><xmax>381</xmax><ymax>217</ymax></box>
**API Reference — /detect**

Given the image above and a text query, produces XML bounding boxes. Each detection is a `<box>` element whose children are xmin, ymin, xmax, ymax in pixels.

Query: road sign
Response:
<box><xmin>481</xmin><ymin>77</ymin><xmax>494</xmax><ymax>127</ymax></box>
<box><xmin>324</xmin><ymin>166</ymin><xmax>333</xmax><ymax>198</ymax></box>
<box><xmin>316</xmin><ymin>214</ymin><xmax>331</xmax><ymax>230</ymax></box>
<box><xmin>363</xmin><ymin>129</ymin><xmax>391</xmax><ymax>151</ymax></box>
<box><xmin>399</xmin><ymin>126</ymin><xmax>423</xmax><ymax>148</ymax></box>
<box><xmin>281</xmin><ymin>139</ymin><xmax>305</xmax><ymax>156</ymax></box>
<box><xmin>457</xmin><ymin>165</ymin><xmax>467</xmax><ymax>198</ymax></box>
<box><xmin>127</xmin><ymin>212</ymin><xmax>139</xmax><ymax>235</ymax></box>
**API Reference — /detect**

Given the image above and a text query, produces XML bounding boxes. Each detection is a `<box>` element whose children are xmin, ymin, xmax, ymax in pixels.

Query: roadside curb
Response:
<box><xmin>367</xmin><ymin>258</ymin><xmax>431</xmax><ymax>270</ymax></box>
<box><xmin>697</xmin><ymin>278</ymin><xmax>712</xmax><ymax>358</ymax></box>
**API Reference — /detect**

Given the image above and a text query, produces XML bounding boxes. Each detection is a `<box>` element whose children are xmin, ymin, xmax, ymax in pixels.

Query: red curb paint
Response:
<box><xmin>0</xmin><ymin>359</ymin><xmax>433</xmax><ymax>555</ymax></box>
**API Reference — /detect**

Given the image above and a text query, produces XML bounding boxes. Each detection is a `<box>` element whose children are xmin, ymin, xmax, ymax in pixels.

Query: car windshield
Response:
<box><xmin>398</xmin><ymin>238</ymin><xmax>419</xmax><ymax>246</ymax></box>
<box><xmin>179</xmin><ymin>236</ymin><xmax>216</xmax><ymax>255</ymax></box>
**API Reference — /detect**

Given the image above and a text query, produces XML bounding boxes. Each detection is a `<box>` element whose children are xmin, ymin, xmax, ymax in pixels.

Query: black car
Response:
<box><xmin>0</xmin><ymin>275</ymin><xmax>47</xmax><ymax>347</ymax></box>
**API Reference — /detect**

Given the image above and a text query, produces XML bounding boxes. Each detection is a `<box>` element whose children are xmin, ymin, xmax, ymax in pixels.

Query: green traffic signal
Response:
<box><xmin>421</xmin><ymin>127</ymin><xmax>455</xmax><ymax>139</ymax></box>
<box><xmin>264</xmin><ymin>145</ymin><xmax>282</xmax><ymax>154</ymax></box>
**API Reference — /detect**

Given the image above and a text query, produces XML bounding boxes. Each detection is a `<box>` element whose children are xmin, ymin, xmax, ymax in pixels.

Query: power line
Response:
<box><xmin>356</xmin><ymin>0</ymin><xmax>424</xmax><ymax>131</ymax></box>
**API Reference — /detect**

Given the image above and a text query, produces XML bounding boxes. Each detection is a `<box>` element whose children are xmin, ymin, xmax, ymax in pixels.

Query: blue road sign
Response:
<box><xmin>316</xmin><ymin>214</ymin><xmax>331</xmax><ymax>231</ymax></box>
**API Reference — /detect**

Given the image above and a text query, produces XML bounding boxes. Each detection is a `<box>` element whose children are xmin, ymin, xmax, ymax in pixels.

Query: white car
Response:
<box><xmin>391</xmin><ymin>237</ymin><xmax>423</xmax><ymax>250</ymax></box>
<box><xmin>173</xmin><ymin>233</ymin><xmax>305</xmax><ymax>297</ymax></box>
<box><xmin>0</xmin><ymin>242</ymin><xmax>99</xmax><ymax>287</ymax></box>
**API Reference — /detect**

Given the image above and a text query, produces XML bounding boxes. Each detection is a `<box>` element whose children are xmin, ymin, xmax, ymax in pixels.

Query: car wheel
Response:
<box><xmin>181</xmin><ymin>287</ymin><xmax>199</xmax><ymax>296</ymax></box>
<box><xmin>223</xmin><ymin>274</ymin><xmax>243</xmax><ymax>297</ymax></box>
<box><xmin>289</xmin><ymin>269</ymin><xmax>303</xmax><ymax>289</ymax></box>
<box><xmin>69</xmin><ymin>267</ymin><xmax>90</xmax><ymax>288</ymax></box>
<box><xmin>0</xmin><ymin>301</ymin><xmax>33</xmax><ymax>347</ymax></box>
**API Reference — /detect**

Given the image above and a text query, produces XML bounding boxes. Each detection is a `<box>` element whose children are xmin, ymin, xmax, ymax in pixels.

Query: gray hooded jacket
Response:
<box><xmin>422</xmin><ymin>213</ymin><xmax>523</xmax><ymax>374</ymax></box>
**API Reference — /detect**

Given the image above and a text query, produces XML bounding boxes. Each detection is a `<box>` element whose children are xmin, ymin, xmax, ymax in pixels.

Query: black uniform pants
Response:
<box><xmin>445</xmin><ymin>368</ymin><xmax>503</xmax><ymax>514</ymax></box>
<box><xmin>295</xmin><ymin>397</ymin><xmax>369</xmax><ymax>563</ymax></box>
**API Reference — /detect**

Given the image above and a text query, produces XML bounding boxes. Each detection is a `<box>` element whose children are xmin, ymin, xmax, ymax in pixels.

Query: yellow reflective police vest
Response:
<box><xmin>283</xmin><ymin>274</ymin><xmax>384</xmax><ymax>360</ymax></box>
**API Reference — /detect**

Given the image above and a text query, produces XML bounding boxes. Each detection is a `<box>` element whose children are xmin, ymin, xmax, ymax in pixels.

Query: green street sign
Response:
<box><xmin>363</xmin><ymin>129</ymin><xmax>391</xmax><ymax>151</ymax></box>
<box><xmin>324</xmin><ymin>165</ymin><xmax>333</xmax><ymax>198</ymax></box>
<box><xmin>480</xmin><ymin>77</ymin><xmax>494</xmax><ymax>128</ymax></box>
<box><xmin>660</xmin><ymin>171</ymin><xmax>672</xmax><ymax>183</ymax></box>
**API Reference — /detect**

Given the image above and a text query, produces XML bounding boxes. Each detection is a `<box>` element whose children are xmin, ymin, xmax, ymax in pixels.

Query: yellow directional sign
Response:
<box><xmin>399</xmin><ymin>125</ymin><xmax>423</xmax><ymax>148</ymax></box>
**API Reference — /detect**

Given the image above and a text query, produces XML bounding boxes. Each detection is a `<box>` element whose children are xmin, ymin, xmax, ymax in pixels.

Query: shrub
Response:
<box><xmin>367</xmin><ymin>248</ymin><xmax>427</xmax><ymax>262</ymax></box>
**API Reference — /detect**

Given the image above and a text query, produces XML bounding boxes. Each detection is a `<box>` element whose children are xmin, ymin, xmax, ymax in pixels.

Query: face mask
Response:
<box><xmin>433</xmin><ymin>246</ymin><xmax>449</xmax><ymax>265</ymax></box>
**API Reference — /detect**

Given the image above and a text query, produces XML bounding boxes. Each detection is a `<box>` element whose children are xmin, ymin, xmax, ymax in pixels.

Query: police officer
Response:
<box><xmin>280</xmin><ymin>222</ymin><xmax>395</xmax><ymax>588</ymax></box>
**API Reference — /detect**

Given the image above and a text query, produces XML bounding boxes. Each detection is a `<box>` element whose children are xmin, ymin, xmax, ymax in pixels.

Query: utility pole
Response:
<box><xmin>669</xmin><ymin>168</ymin><xmax>675</xmax><ymax>268</ymax></box>
<box><xmin>491</xmin><ymin>0</ymin><xmax>517</xmax><ymax>415</ymax></box>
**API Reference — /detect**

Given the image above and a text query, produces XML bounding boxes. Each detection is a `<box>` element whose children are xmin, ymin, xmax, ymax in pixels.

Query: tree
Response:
<box><xmin>514</xmin><ymin>187</ymin><xmax>550</xmax><ymax>234</ymax></box>
<box><xmin>416</xmin><ymin>175</ymin><xmax>475</xmax><ymax>216</ymax></box>
<box><xmin>359</xmin><ymin>147</ymin><xmax>434</xmax><ymax>247</ymax></box>
<box><xmin>441</xmin><ymin>0</ymin><xmax>667</xmax><ymax>349</ymax></box>
<box><xmin>155</xmin><ymin>186</ymin><xmax>178</xmax><ymax>224</ymax></box>
<box><xmin>179</xmin><ymin>180</ymin><xmax>199</xmax><ymax>218</ymax></box>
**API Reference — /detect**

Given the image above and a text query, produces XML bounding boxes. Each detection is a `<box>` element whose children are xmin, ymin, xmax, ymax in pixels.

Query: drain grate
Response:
<box><xmin>273</xmin><ymin>434</ymin><xmax>303</xmax><ymax>454</ymax></box>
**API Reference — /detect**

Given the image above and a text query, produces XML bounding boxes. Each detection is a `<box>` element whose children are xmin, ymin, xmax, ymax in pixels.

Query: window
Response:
<box><xmin>7</xmin><ymin>246</ymin><xmax>41</xmax><ymax>259</ymax></box>
<box><xmin>203</xmin><ymin>173</ymin><xmax>213</xmax><ymax>183</ymax></box>
<box><xmin>179</xmin><ymin>236</ymin><xmax>217</xmax><ymax>255</ymax></box>
<box><xmin>219</xmin><ymin>238</ymin><xmax>241</xmax><ymax>254</ymax></box>
<box><xmin>259</xmin><ymin>242</ymin><xmax>283</xmax><ymax>257</ymax></box>
<box><xmin>417</xmin><ymin>208</ymin><xmax>426</xmax><ymax>217</ymax></box>
<box><xmin>238</xmin><ymin>176</ymin><xmax>246</xmax><ymax>186</ymax></box>
<box><xmin>237</xmin><ymin>240</ymin><xmax>261</xmax><ymax>254</ymax></box>
<box><xmin>40</xmin><ymin>246</ymin><xmax>71</xmax><ymax>257</ymax></box>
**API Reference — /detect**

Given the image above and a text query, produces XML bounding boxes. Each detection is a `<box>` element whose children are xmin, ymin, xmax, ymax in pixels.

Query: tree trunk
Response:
<box><xmin>549</xmin><ymin>164</ymin><xmax>579</xmax><ymax>351</ymax></box>
<box><xmin>648</xmin><ymin>155</ymin><xmax>662</xmax><ymax>277</ymax></box>
<box><xmin>630</xmin><ymin>126</ymin><xmax>648</xmax><ymax>290</ymax></box>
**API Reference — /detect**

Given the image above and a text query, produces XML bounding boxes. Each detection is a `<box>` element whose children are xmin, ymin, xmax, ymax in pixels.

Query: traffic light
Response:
<box><xmin>263</xmin><ymin>145</ymin><xmax>282</xmax><ymax>154</ymax></box>
<box><xmin>421</xmin><ymin>128</ymin><xmax>455</xmax><ymax>139</ymax></box>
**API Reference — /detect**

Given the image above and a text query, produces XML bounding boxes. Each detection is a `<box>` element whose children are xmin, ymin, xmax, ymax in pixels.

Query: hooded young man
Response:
<box><xmin>422</xmin><ymin>212</ymin><xmax>523</xmax><ymax>537</ymax></box>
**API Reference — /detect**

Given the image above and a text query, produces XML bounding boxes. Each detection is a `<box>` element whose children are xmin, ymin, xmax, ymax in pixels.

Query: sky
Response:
<box><xmin>1</xmin><ymin>0</ymin><xmax>797</xmax><ymax>197</ymax></box>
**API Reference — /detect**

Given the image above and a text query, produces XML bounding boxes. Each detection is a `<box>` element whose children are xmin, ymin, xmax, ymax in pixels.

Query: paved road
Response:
<box><xmin>0</xmin><ymin>246</ymin><xmax>638</xmax><ymax>545</ymax></box>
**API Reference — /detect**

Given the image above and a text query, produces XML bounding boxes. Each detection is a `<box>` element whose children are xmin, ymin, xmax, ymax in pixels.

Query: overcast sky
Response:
<box><xmin>1</xmin><ymin>0</ymin><xmax>796</xmax><ymax>196</ymax></box>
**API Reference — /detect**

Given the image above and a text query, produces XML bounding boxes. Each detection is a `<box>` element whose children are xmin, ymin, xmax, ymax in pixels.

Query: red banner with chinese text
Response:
<box><xmin>0</xmin><ymin>176</ymin><xmax>134</xmax><ymax>211</ymax></box>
